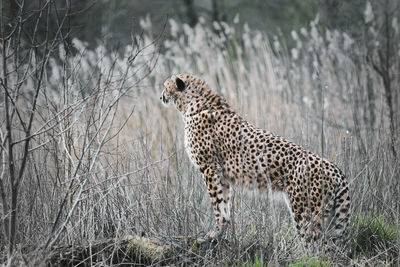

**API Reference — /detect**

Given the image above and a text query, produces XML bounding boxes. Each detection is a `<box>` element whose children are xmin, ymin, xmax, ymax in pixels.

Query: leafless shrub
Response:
<box><xmin>0</xmin><ymin>0</ymin><xmax>161</xmax><ymax>263</ymax></box>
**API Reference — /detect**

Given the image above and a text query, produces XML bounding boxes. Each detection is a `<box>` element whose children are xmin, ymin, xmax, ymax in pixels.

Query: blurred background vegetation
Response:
<box><xmin>3</xmin><ymin>0</ymin><xmax>390</xmax><ymax>48</ymax></box>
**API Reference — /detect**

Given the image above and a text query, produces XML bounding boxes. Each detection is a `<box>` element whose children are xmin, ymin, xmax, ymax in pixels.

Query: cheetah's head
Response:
<box><xmin>160</xmin><ymin>73</ymin><xmax>209</xmax><ymax>114</ymax></box>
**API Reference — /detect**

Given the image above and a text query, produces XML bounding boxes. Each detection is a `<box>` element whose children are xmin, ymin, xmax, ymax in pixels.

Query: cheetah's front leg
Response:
<box><xmin>200</xmin><ymin>165</ymin><xmax>231</xmax><ymax>239</ymax></box>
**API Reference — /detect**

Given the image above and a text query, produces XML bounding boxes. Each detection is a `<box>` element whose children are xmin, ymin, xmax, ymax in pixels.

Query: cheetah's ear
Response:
<box><xmin>175</xmin><ymin>77</ymin><xmax>186</xmax><ymax>92</ymax></box>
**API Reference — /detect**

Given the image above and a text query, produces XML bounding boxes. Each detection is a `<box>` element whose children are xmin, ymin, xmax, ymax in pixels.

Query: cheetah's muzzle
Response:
<box><xmin>160</xmin><ymin>94</ymin><xmax>169</xmax><ymax>105</ymax></box>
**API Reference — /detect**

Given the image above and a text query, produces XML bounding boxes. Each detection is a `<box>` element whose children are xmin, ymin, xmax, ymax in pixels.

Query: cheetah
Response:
<box><xmin>160</xmin><ymin>73</ymin><xmax>351</xmax><ymax>245</ymax></box>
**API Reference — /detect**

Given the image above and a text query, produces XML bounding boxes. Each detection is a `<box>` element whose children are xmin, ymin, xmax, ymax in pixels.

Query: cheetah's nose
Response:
<box><xmin>160</xmin><ymin>94</ymin><xmax>169</xmax><ymax>104</ymax></box>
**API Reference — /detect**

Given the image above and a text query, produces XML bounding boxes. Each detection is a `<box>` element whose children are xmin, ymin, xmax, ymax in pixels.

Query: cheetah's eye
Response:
<box><xmin>175</xmin><ymin>77</ymin><xmax>186</xmax><ymax>92</ymax></box>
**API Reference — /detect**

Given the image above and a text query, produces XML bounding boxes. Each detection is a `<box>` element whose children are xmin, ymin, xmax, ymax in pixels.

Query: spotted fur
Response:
<box><xmin>160</xmin><ymin>73</ymin><xmax>351</xmax><ymax>245</ymax></box>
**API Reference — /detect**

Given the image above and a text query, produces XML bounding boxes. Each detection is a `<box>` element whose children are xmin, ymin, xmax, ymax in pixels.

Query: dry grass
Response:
<box><xmin>1</xmin><ymin>17</ymin><xmax>399</xmax><ymax>266</ymax></box>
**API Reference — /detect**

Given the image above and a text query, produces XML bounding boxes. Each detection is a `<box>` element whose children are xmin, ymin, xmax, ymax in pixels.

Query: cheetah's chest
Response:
<box><xmin>184</xmin><ymin>114</ymin><xmax>216</xmax><ymax>168</ymax></box>
<box><xmin>184</xmin><ymin>128</ymin><xmax>197</xmax><ymax>167</ymax></box>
